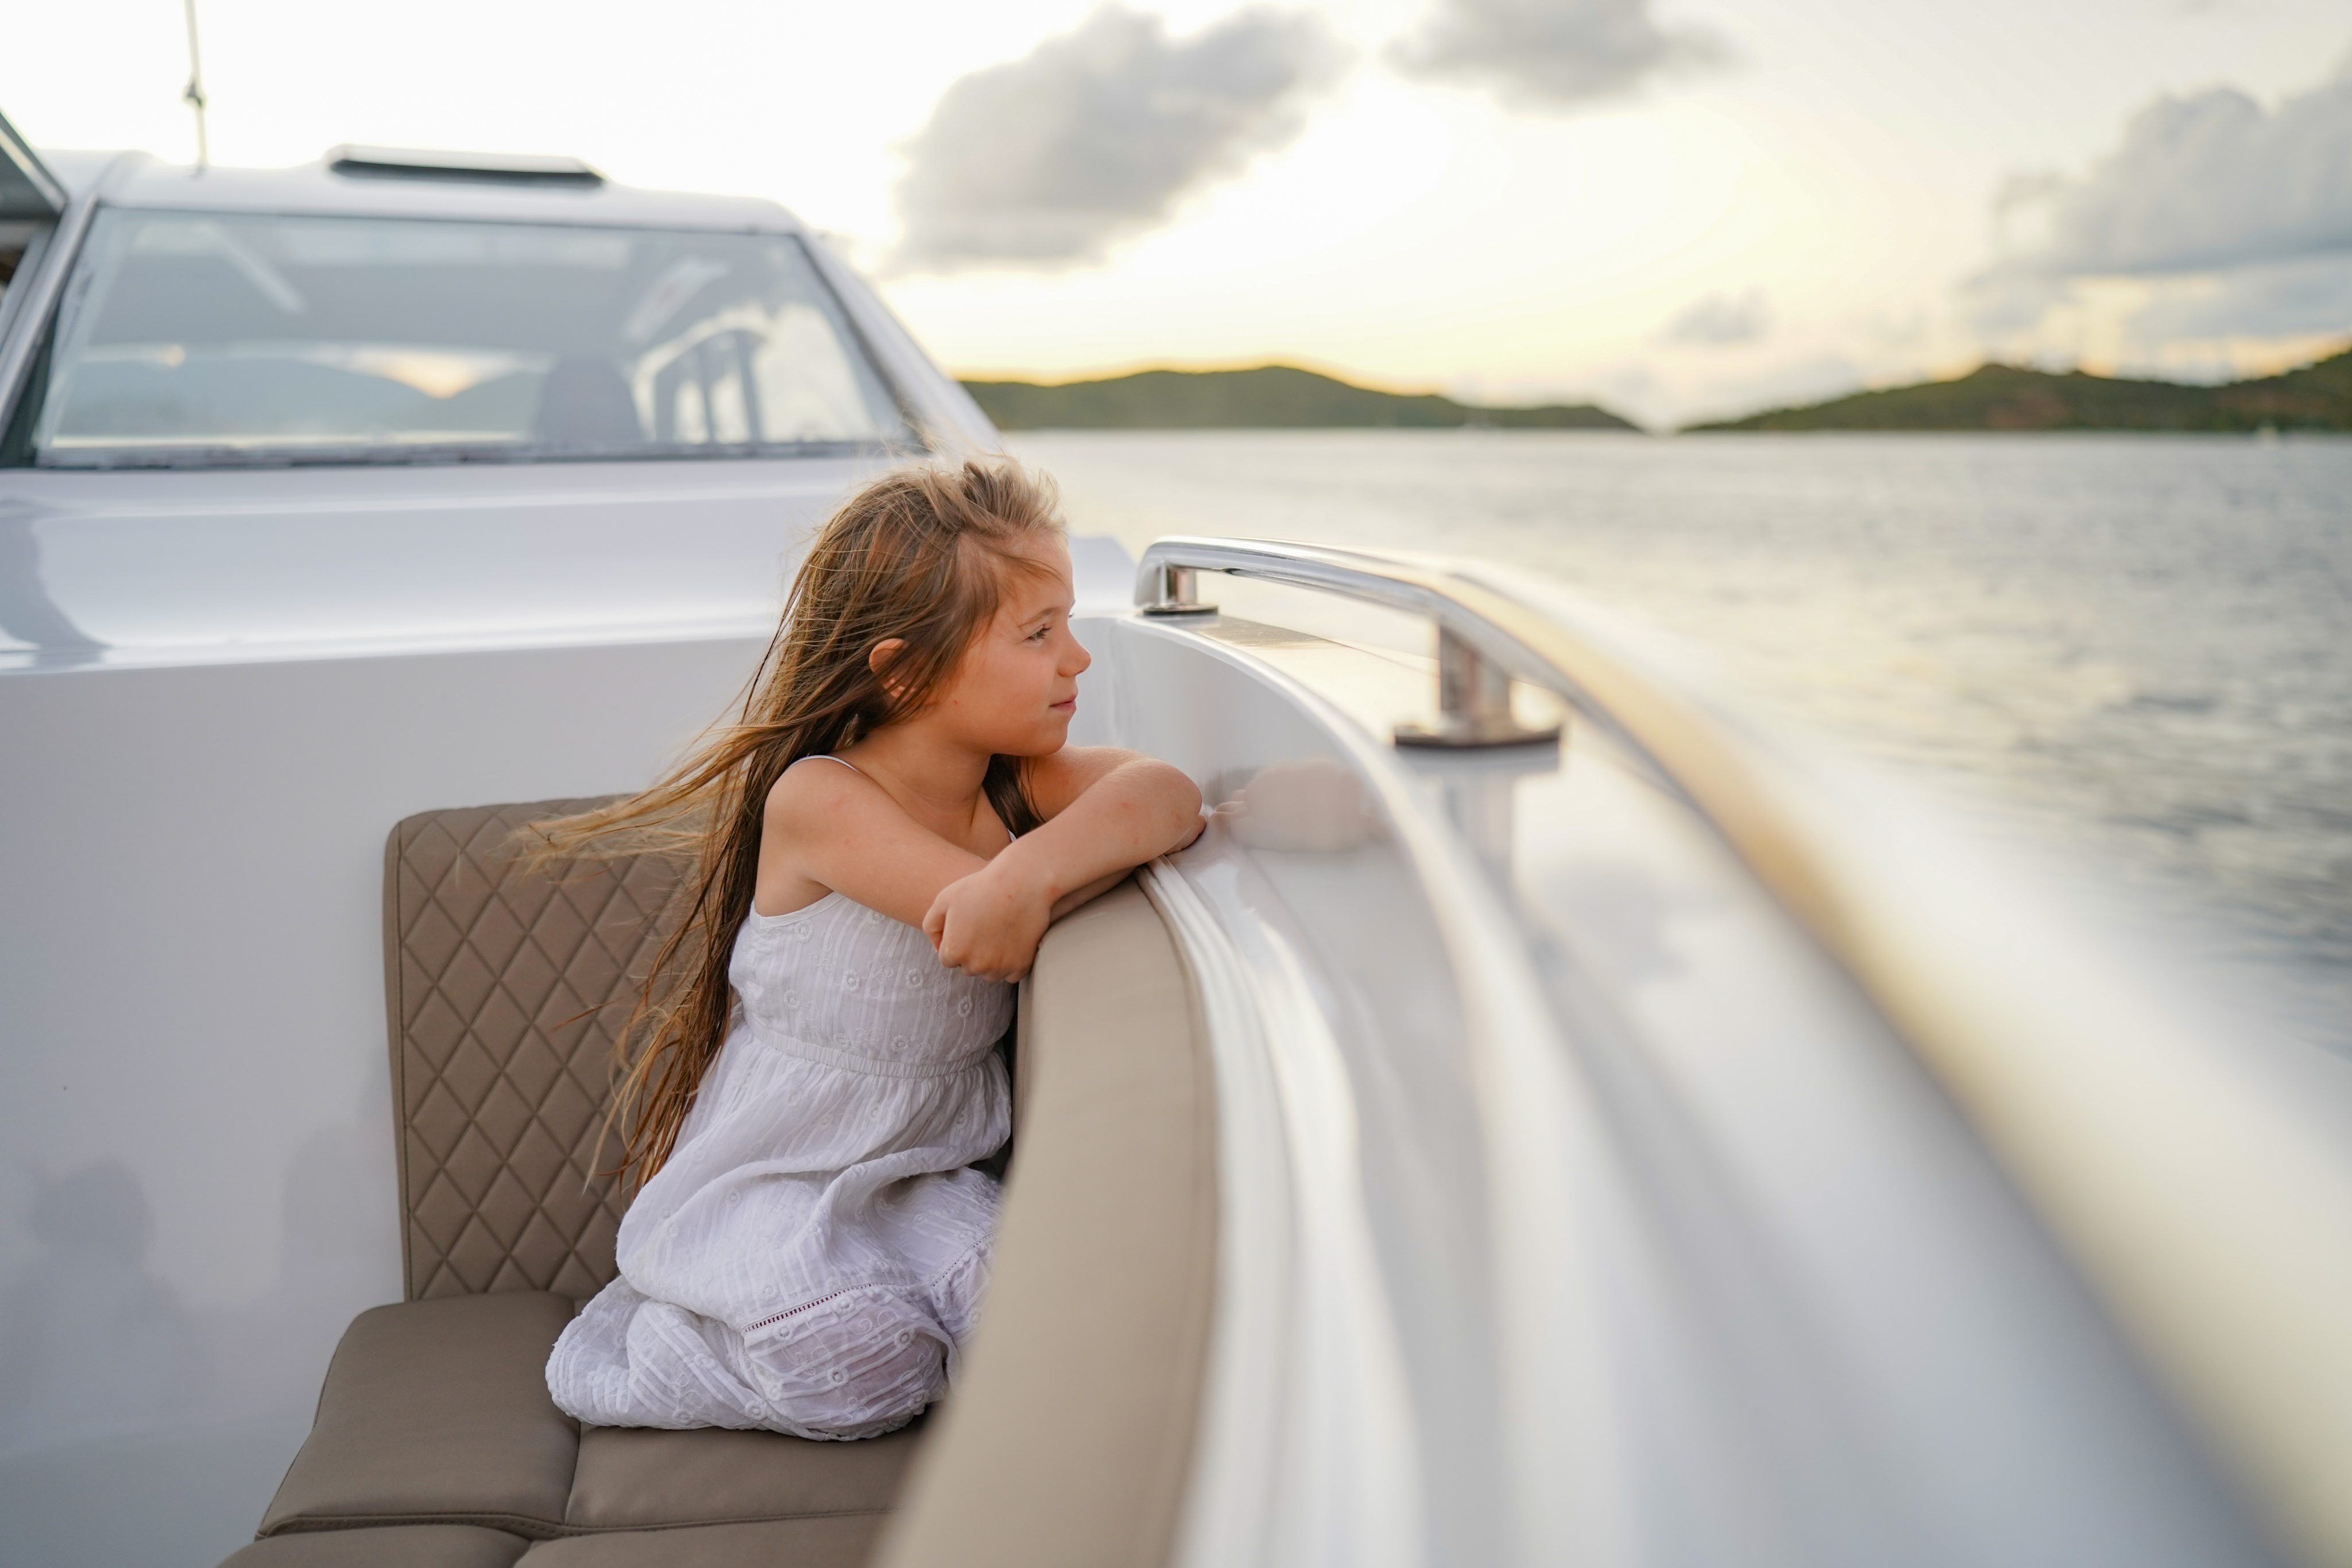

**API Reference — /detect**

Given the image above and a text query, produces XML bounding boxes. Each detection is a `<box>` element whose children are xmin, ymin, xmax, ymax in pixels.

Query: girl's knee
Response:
<box><xmin>747</xmin><ymin>1287</ymin><xmax>949</xmax><ymax>1437</ymax></box>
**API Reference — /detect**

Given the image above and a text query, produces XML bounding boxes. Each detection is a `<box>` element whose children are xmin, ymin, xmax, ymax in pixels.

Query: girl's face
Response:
<box><xmin>930</xmin><ymin>536</ymin><xmax>1090</xmax><ymax>757</ymax></box>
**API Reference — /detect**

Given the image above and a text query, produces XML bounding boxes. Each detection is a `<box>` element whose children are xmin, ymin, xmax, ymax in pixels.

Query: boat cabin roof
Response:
<box><xmin>52</xmin><ymin>148</ymin><xmax>806</xmax><ymax>234</ymax></box>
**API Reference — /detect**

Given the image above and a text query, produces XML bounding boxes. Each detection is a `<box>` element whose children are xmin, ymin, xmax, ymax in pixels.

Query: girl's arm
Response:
<box><xmin>758</xmin><ymin>758</ymin><xmax>992</xmax><ymax>928</ymax></box>
<box><xmin>924</xmin><ymin>748</ymin><xmax>1202</xmax><ymax>981</ymax></box>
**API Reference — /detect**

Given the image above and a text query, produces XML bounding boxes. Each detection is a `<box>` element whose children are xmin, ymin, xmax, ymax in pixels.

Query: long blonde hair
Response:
<box><xmin>532</xmin><ymin>456</ymin><xmax>1066</xmax><ymax>1187</ymax></box>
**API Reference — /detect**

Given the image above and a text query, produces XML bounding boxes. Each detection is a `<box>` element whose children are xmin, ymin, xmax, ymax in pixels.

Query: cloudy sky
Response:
<box><xmin>6</xmin><ymin>0</ymin><xmax>2349</xmax><ymax>425</ymax></box>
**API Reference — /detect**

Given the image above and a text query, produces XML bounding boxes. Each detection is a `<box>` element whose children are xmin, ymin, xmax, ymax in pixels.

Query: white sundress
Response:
<box><xmin>547</xmin><ymin>824</ymin><xmax>1013</xmax><ymax>1441</ymax></box>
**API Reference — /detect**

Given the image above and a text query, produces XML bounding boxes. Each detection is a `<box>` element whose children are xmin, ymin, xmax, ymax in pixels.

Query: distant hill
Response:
<box><xmin>1689</xmin><ymin>348</ymin><xmax>2352</xmax><ymax>433</ymax></box>
<box><xmin>961</xmin><ymin>364</ymin><xmax>1638</xmax><ymax>432</ymax></box>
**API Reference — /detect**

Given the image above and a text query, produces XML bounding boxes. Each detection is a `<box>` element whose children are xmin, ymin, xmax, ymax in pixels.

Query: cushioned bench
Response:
<box><xmin>223</xmin><ymin>799</ymin><xmax>1215</xmax><ymax>1568</ymax></box>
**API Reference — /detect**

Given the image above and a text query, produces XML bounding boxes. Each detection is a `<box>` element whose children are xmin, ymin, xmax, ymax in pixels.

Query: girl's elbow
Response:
<box><xmin>1156</xmin><ymin>763</ymin><xmax>1204</xmax><ymax>822</ymax></box>
<box><xmin>1103</xmin><ymin>757</ymin><xmax>1201</xmax><ymax>843</ymax></box>
<box><xmin>1168</xmin><ymin>788</ymin><xmax>1205</xmax><ymax>848</ymax></box>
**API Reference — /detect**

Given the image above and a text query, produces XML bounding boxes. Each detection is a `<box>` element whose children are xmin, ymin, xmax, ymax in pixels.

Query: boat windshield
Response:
<box><xmin>12</xmin><ymin>210</ymin><xmax>914</xmax><ymax>467</ymax></box>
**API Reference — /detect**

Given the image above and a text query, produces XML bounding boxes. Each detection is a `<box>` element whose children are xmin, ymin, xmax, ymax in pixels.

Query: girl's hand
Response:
<box><xmin>922</xmin><ymin>860</ymin><xmax>1053</xmax><ymax>983</ymax></box>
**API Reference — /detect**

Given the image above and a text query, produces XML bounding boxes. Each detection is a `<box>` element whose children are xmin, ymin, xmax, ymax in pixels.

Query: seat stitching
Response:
<box><xmin>263</xmin><ymin>1505</ymin><xmax>899</xmax><ymax>1540</ymax></box>
<box><xmin>547</xmin><ymin>1508</ymin><xmax>896</xmax><ymax>1537</ymax></box>
<box><xmin>261</xmin><ymin>1510</ymin><xmax>569</xmax><ymax>1541</ymax></box>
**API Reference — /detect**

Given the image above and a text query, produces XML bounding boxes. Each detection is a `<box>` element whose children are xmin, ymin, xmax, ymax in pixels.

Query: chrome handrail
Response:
<box><xmin>1134</xmin><ymin>532</ymin><xmax>2352</xmax><ymax>1568</ymax></box>
<box><xmin>1136</xmin><ymin>533</ymin><xmax>1850</xmax><ymax>929</ymax></box>
<box><xmin>1137</xmin><ymin>536</ymin><xmax>1570</xmax><ymax>748</ymax></box>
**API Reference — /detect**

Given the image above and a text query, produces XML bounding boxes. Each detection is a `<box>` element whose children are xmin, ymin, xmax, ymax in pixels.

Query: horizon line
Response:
<box><xmin>949</xmin><ymin>357</ymin><xmax>1612</xmax><ymax>408</ymax></box>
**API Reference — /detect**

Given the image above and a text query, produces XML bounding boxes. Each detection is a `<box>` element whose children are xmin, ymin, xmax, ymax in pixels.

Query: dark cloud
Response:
<box><xmin>1659</xmin><ymin>288</ymin><xmax>1770</xmax><ymax>346</ymax></box>
<box><xmin>1969</xmin><ymin>57</ymin><xmax>2352</xmax><ymax>343</ymax></box>
<box><xmin>891</xmin><ymin>6</ymin><xmax>1341</xmax><ymax>275</ymax></box>
<box><xmin>1390</xmin><ymin>0</ymin><xmax>1728</xmax><ymax>111</ymax></box>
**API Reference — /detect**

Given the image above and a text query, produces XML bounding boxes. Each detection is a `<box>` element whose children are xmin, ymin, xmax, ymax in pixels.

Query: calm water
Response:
<box><xmin>1010</xmin><ymin>430</ymin><xmax>2352</xmax><ymax>1050</ymax></box>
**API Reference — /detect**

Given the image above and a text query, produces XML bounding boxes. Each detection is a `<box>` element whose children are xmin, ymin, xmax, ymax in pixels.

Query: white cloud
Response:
<box><xmin>1658</xmin><ymin>287</ymin><xmax>1771</xmax><ymax>346</ymax></box>
<box><xmin>1389</xmin><ymin>0</ymin><xmax>1728</xmax><ymax>113</ymax></box>
<box><xmin>890</xmin><ymin>5</ymin><xmax>1341</xmax><ymax>276</ymax></box>
<box><xmin>1968</xmin><ymin>53</ymin><xmax>2352</xmax><ymax>361</ymax></box>
<box><xmin>2018</xmin><ymin>75</ymin><xmax>2352</xmax><ymax>276</ymax></box>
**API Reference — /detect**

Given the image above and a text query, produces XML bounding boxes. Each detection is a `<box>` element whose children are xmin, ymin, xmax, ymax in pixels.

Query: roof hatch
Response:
<box><xmin>325</xmin><ymin>145</ymin><xmax>604</xmax><ymax>188</ymax></box>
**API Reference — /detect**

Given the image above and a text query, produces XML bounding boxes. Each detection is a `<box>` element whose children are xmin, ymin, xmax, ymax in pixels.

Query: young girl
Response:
<box><xmin>539</xmin><ymin>458</ymin><xmax>1201</xmax><ymax>1441</ymax></box>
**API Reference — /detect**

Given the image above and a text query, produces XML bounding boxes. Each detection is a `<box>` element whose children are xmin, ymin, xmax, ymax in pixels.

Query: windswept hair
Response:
<box><xmin>529</xmin><ymin>457</ymin><xmax>1066</xmax><ymax>1188</ymax></box>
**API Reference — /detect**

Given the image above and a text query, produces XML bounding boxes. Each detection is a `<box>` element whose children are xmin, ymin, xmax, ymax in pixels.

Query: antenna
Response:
<box><xmin>181</xmin><ymin>0</ymin><xmax>209</xmax><ymax>171</ymax></box>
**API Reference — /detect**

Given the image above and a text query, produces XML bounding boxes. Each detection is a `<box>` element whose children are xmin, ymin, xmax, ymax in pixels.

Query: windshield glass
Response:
<box><xmin>21</xmin><ymin>211</ymin><xmax>912</xmax><ymax>466</ymax></box>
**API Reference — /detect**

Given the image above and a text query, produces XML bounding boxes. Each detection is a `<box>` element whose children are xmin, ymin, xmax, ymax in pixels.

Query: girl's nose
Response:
<box><xmin>1063</xmin><ymin>630</ymin><xmax>1093</xmax><ymax>677</ymax></box>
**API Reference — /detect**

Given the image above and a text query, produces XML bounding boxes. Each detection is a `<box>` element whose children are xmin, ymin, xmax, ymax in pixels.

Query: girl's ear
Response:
<box><xmin>868</xmin><ymin>638</ymin><xmax>909</xmax><ymax>699</ymax></box>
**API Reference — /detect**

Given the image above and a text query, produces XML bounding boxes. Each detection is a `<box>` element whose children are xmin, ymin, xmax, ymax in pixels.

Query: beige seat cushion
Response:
<box><xmin>261</xmin><ymin>1294</ymin><xmax>582</xmax><ymax>1538</ymax></box>
<box><xmin>878</xmin><ymin>878</ymin><xmax>1217</xmax><ymax>1568</ymax></box>
<box><xmin>222</xmin><ymin>1526</ymin><xmax>529</xmax><ymax>1567</ymax></box>
<box><xmin>257</xmin><ymin>1292</ymin><xmax>927</xmax><ymax>1541</ymax></box>
<box><xmin>563</xmin><ymin>1423</ymin><xmax>922</xmax><ymax>1531</ymax></box>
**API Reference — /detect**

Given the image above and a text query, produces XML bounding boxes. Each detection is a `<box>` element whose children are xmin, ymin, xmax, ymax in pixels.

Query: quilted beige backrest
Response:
<box><xmin>383</xmin><ymin>799</ymin><xmax>687</xmax><ymax>1301</ymax></box>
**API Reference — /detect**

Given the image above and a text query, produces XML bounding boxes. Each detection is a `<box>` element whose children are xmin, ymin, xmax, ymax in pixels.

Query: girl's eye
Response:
<box><xmin>1027</xmin><ymin>625</ymin><xmax>1051</xmax><ymax>642</ymax></box>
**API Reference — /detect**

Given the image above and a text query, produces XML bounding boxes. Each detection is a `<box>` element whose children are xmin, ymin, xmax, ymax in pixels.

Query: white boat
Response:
<box><xmin>4</xmin><ymin>124</ymin><xmax>2349</xmax><ymax>1568</ymax></box>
